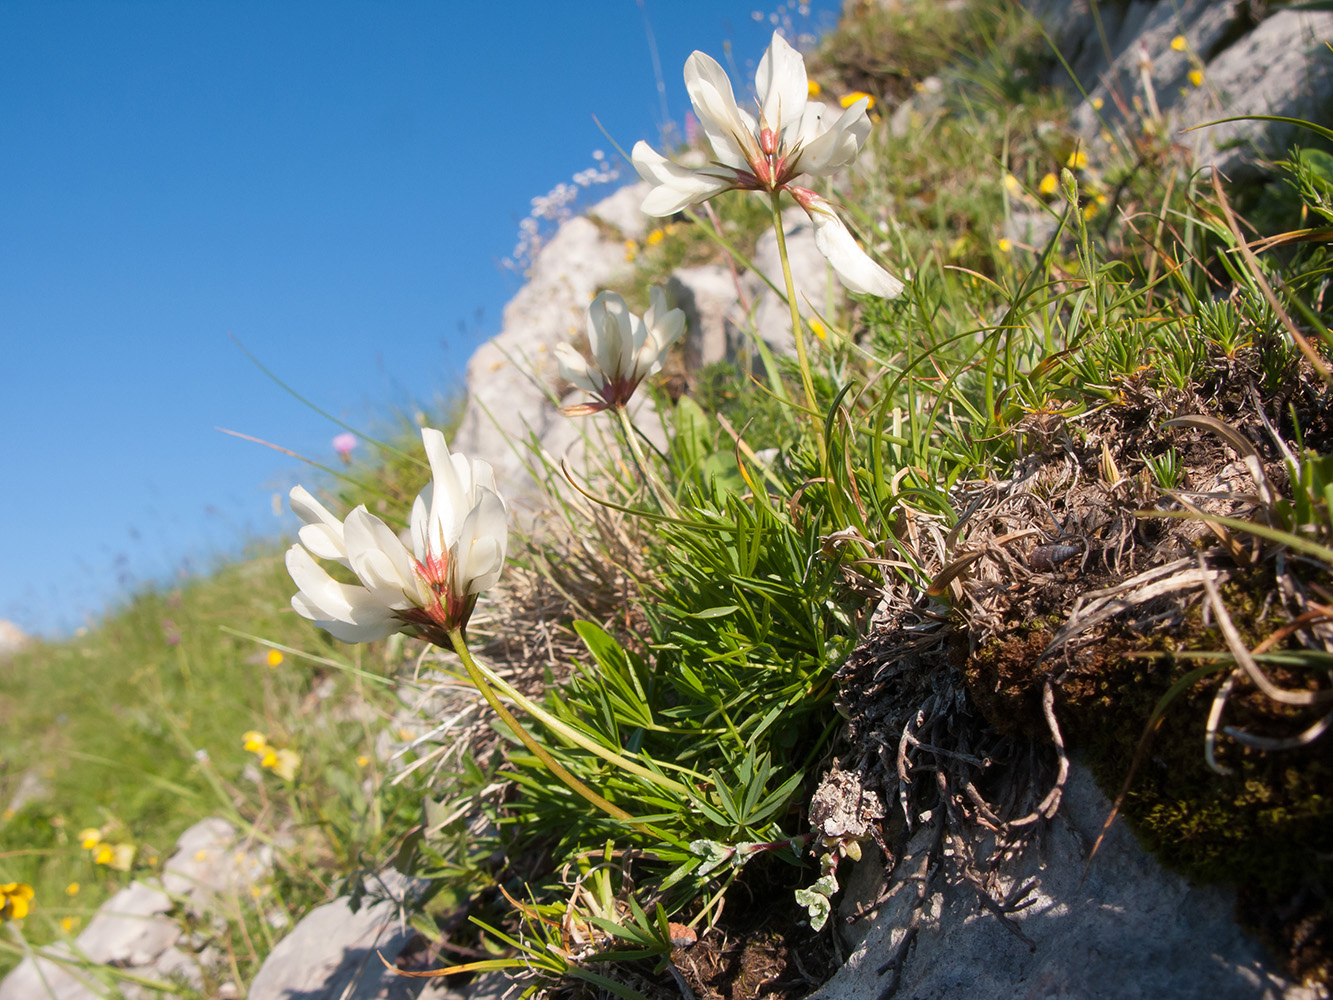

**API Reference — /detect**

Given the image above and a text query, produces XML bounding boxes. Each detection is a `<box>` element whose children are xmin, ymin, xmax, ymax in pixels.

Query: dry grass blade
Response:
<box><xmin>1161</xmin><ymin>414</ymin><xmax>1275</xmax><ymax>505</ymax></box>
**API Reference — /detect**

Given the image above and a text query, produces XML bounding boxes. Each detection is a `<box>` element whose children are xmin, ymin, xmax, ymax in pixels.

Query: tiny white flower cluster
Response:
<box><xmin>503</xmin><ymin>150</ymin><xmax>620</xmax><ymax>274</ymax></box>
<box><xmin>750</xmin><ymin>3</ymin><xmax>815</xmax><ymax>47</ymax></box>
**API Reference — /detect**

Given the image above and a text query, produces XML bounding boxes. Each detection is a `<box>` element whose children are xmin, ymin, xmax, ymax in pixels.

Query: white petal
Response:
<box><xmin>684</xmin><ymin>51</ymin><xmax>755</xmax><ymax>170</ymax></box>
<box><xmin>804</xmin><ymin>199</ymin><xmax>904</xmax><ymax>299</ymax></box>
<box><xmin>286</xmin><ymin>544</ymin><xmax>374</xmax><ymax>623</ymax></box>
<box><xmin>588</xmin><ymin>291</ymin><xmax>636</xmax><ymax>381</ymax></box>
<box><xmin>343</xmin><ymin>506</ymin><xmax>418</xmax><ymax>609</ymax></box>
<box><xmin>632</xmin><ymin>142</ymin><xmax>735</xmax><ymax>216</ymax></box>
<box><xmin>410</xmin><ymin>486</ymin><xmax>431</xmax><ymax>561</ymax></box>
<box><xmin>555</xmin><ymin>343</ymin><xmax>604</xmax><ymax>394</ymax></box>
<box><xmin>289</xmin><ymin>486</ymin><xmax>348</xmax><ymax>563</ymax></box>
<box><xmin>422</xmin><ymin>427</ymin><xmax>466</xmax><ymax>556</ymax></box>
<box><xmin>454</xmin><ymin>488</ymin><xmax>508</xmax><ymax>595</ymax></box>
<box><xmin>756</xmin><ymin>32</ymin><xmax>808</xmax><ymax>147</ymax></box>
<box><xmin>795</xmin><ymin>100</ymin><xmax>871</xmax><ymax>177</ymax></box>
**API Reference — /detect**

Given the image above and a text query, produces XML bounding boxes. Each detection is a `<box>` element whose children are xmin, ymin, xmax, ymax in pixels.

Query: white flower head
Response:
<box><xmin>286</xmin><ymin>428</ymin><xmax>507</xmax><ymax>644</ymax></box>
<box><xmin>555</xmin><ymin>287</ymin><xmax>685</xmax><ymax>414</ymax></box>
<box><xmin>631</xmin><ymin>32</ymin><xmax>901</xmax><ymax>299</ymax></box>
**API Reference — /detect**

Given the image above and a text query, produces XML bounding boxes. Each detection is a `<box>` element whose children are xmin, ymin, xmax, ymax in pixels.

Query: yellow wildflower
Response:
<box><xmin>265</xmin><ymin>650</ymin><xmax>283</xmax><ymax>668</ymax></box>
<box><xmin>1091</xmin><ymin>97</ymin><xmax>1104</xmax><ymax>111</ymax></box>
<box><xmin>78</xmin><ymin>828</ymin><xmax>102</xmax><ymax>850</ymax></box>
<box><xmin>1066</xmin><ymin>149</ymin><xmax>1088</xmax><ymax>170</ymax></box>
<box><xmin>997</xmin><ymin>238</ymin><xmax>1013</xmax><ymax>253</ymax></box>
<box><xmin>1003</xmin><ymin>174</ymin><xmax>1022</xmax><ymax>196</ymax></box>
<box><xmin>61</xmin><ymin>916</ymin><xmax>79</xmax><ymax>933</ymax></box>
<box><xmin>0</xmin><ymin>883</ymin><xmax>33</xmax><ymax>921</ymax></box>
<box><xmin>809</xmin><ymin>318</ymin><xmax>828</xmax><ymax>342</ymax></box>
<box><xmin>840</xmin><ymin>90</ymin><xmax>874</xmax><ymax>109</ymax></box>
<box><xmin>94</xmin><ymin>845</ymin><xmax>114</xmax><ymax>866</ymax></box>
<box><xmin>356</xmin><ymin>755</ymin><xmax>371</xmax><ymax>768</ymax></box>
<box><xmin>645</xmin><ymin>228</ymin><xmax>666</xmax><ymax>246</ymax></box>
<box><xmin>242</xmin><ymin>731</ymin><xmax>268</xmax><ymax>754</ymax></box>
<box><xmin>1170</xmin><ymin>35</ymin><xmax>1187</xmax><ymax>52</ymax></box>
<box><xmin>65</xmin><ymin>882</ymin><xmax>79</xmax><ymax>896</ymax></box>
<box><xmin>807</xmin><ymin>79</ymin><xmax>822</xmax><ymax>98</ymax></box>
<box><xmin>1188</xmin><ymin>69</ymin><xmax>1204</xmax><ymax>87</ymax></box>
<box><xmin>264</xmin><ymin>749</ymin><xmax>301</xmax><ymax>782</ymax></box>
<box><xmin>623</xmin><ymin>240</ymin><xmax>638</xmax><ymax>261</ymax></box>
<box><xmin>1038</xmin><ymin>173</ymin><xmax>1058</xmax><ymax>196</ymax></box>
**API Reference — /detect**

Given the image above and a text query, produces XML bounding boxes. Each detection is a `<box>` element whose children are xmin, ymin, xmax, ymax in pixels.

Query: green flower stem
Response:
<box><xmin>448</xmin><ymin>630</ymin><xmax>684</xmax><ymax>839</ymax></box>
<box><xmin>770</xmin><ymin>190</ymin><xmax>823</xmax><ymax>448</ymax></box>
<box><xmin>614</xmin><ymin>402</ymin><xmax>675</xmax><ymax>514</ymax></box>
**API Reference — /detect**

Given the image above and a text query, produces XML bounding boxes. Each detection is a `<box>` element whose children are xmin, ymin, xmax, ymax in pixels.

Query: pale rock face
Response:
<box><xmin>451</xmin><ymin>206</ymin><xmax>634</xmax><ymax>516</ymax></box>
<box><xmin>744</xmin><ymin>206</ymin><xmax>835</xmax><ymax>360</ymax></box>
<box><xmin>668</xmin><ymin>265</ymin><xmax>749</xmax><ymax>368</ymax></box>
<box><xmin>809</xmin><ymin>764</ymin><xmax>1317</xmax><ymax>1000</ymax></box>
<box><xmin>0</xmin><ymin>619</ymin><xmax>28</xmax><ymax>657</ymax></box>
<box><xmin>1030</xmin><ymin>0</ymin><xmax>1333</xmax><ymax>179</ymax></box>
<box><xmin>0</xmin><ymin>818</ymin><xmax>272</xmax><ymax>1000</ymax></box>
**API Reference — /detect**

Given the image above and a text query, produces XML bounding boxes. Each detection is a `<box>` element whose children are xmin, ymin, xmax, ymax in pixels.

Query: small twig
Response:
<box><xmin>1199</xmin><ymin>554</ymin><xmax>1333</xmax><ymax>706</ymax></box>
<box><xmin>1204</xmin><ymin>669</ymin><xmax>1241</xmax><ymax>775</ymax></box>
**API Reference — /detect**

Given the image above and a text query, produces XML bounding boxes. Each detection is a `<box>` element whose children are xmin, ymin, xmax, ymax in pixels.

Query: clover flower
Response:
<box><xmin>554</xmin><ymin>288</ymin><xmax>685</xmax><ymax>414</ymax></box>
<box><xmin>632</xmin><ymin>31</ymin><xmax>902</xmax><ymax>299</ymax></box>
<box><xmin>243</xmin><ymin>732</ymin><xmax>301</xmax><ymax>781</ymax></box>
<box><xmin>286</xmin><ymin>428</ymin><xmax>507</xmax><ymax>644</ymax></box>
<box><xmin>78</xmin><ymin>828</ymin><xmax>134</xmax><ymax>870</ymax></box>
<box><xmin>0</xmin><ymin>883</ymin><xmax>33</xmax><ymax>922</ymax></box>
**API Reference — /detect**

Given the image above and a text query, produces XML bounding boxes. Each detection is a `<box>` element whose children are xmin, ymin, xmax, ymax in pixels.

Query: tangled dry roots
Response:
<box><xmin>824</xmin><ymin>382</ymin><xmax>1333</xmax><ymax>994</ymax></box>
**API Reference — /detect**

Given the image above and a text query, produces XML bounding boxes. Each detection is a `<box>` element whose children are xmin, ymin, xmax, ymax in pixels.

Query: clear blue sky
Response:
<box><xmin>0</xmin><ymin>1</ymin><xmax>840</xmax><ymax>638</ymax></box>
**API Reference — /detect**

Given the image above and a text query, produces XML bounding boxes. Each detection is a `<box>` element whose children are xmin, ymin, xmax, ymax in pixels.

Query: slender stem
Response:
<box><xmin>770</xmin><ymin>190</ymin><xmax>821</xmax><ymax>430</ymax></box>
<box><xmin>458</xmin><ymin>633</ymin><xmax>692</xmax><ymax>793</ymax></box>
<box><xmin>614</xmin><ymin>403</ymin><xmax>674</xmax><ymax>513</ymax></box>
<box><xmin>448</xmin><ymin>630</ymin><xmax>678</xmax><ymax>840</ymax></box>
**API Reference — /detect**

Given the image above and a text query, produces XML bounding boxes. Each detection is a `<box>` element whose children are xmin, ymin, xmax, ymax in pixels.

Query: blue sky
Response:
<box><xmin>0</xmin><ymin>1</ymin><xmax>840</xmax><ymax>637</ymax></box>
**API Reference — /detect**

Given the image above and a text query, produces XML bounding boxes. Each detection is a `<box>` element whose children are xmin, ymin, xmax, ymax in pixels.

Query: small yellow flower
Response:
<box><xmin>243</xmin><ymin>731</ymin><xmax>268</xmax><ymax>754</ymax></box>
<box><xmin>264</xmin><ymin>749</ymin><xmax>300</xmax><ymax>782</ymax></box>
<box><xmin>65</xmin><ymin>882</ymin><xmax>79</xmax><ymax>896</ymax></box>
<box><xmin>0</xmin><ymin>883</ymin><xmax>33</xmax><ymax>922</ymax></box>
<box><xmin>1170</xmin><ymin>35</ymin><xmax>1187</xmax><ymax>52</ymax></box>
<box><xmin>1091</xmin><ymin>97</ymin><xmax>1104</xmax><ymax>111</ymax></box>
<box><xmin>78</xmin><ymin>829</ymin><xmax>102</xmax><ymax>850</ymax></box>
<box><xmin>356</xmin><ymin>755</ymin><xmax>371</xmax><ymax>768</ymax></box>
<box><xmin>1188</xmin><ymin>69</ymin><xmax>1204</xmax><ymax>87</ymax></box>
<box><xmin>840</xmin><ymin>90</ymin><xmax>874</xmax><ymax>109</ymax></box>
<box><xmin>809</xmin><ymin>318</ymin><xmax>828</xmax><ymax>342</ymax></box>
<box><xmin>807</xmin><ymin>79</ymin><xmax>822</xmax><ymax>98</ymax></box>
<box><xmin>265</xmin><ymin>650</ymin><xmax>283</xmax><ymax>668</ymax></box>
<box><xmin>1083</xmin><ymin>201</ymin><xmax>1100</xmax><ymax>220</ymax></box>
<box><xmin>94</xmin><ymin>845</ymin><xmax>114</xmax><ymax>866</ymax></box>
<box><xmin>1038</xmin><ymin>173</ymin><xmax>1058</xmax><ymax>196</ymax></box>
<box><xmin>1066</xmin><ymin>149</ymin><xmax>1088</xmax><ymax>170</ymax></box>
<box><xmin>997</xmin><ymin>238</ymin><xmax>1013</xmax><ymax>253</ymax></box>
<box><xmin>194</xmin><ymin>850</ymin><xmax>209</xmax><ymax>862</ymax></box>
<box><xmin>623</xmin><ymin>239</ymin><xmax>638</xmax><ymax>261</ymax></box>
<box><xmin>108</xmin><ymin>844</ymin><xmax>135</xmax><ymax>872</ymax></box>
<box><xmin>60</xmin><ymin>916</ymin><xmax>79</xmax><ymax>933</ymax></box>
<box><xmin>1003</xmin><ymin>173</ymin><xmax>1022</xmax><ymax>196</ymax></box>
<box><xmin>645</xmin><ymin>228</ymin><xmax>666</xmax><ymax>246</ymax></box>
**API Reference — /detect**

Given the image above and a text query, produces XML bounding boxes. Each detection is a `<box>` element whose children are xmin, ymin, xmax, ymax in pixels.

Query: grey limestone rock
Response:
<box><xmin>668</xmin><ymin>264</ymin><xmax>748</xmax><ymax>368</ymax></box>
<box><xmin>746</xmin><ymin>206</ymin><xmax>835</xmax><ymax>361</ymax></box>
<box><xmin>807</xmin><ymin>764</ymin><xmax>1318</xmax><ymax>1000</ymax></box>
<box><xmin>246</xmin><ymin>871</ymin><xmax>430</xmax><ymax>1000</ymax></box>
<box><xmin>0</xmin><ymin>817</ymin><xmax>275</xmax><ymax>1000</ymax></box>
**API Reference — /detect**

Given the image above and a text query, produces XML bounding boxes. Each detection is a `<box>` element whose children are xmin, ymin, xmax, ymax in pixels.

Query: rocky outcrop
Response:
<box><xmin>810</xmin><ymin>764</ymin><xmax>1317</xmax><ymax>1000</ymax></box>
<box><xmin>1030</xmin><ymin>0</ymin><xmax>1333</xmax><ymax>177</ymax></box>
<box><xmin>0</xmin><ymin>819</ymin><xmax>271</xmax><ymax>1000</ymax></box>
